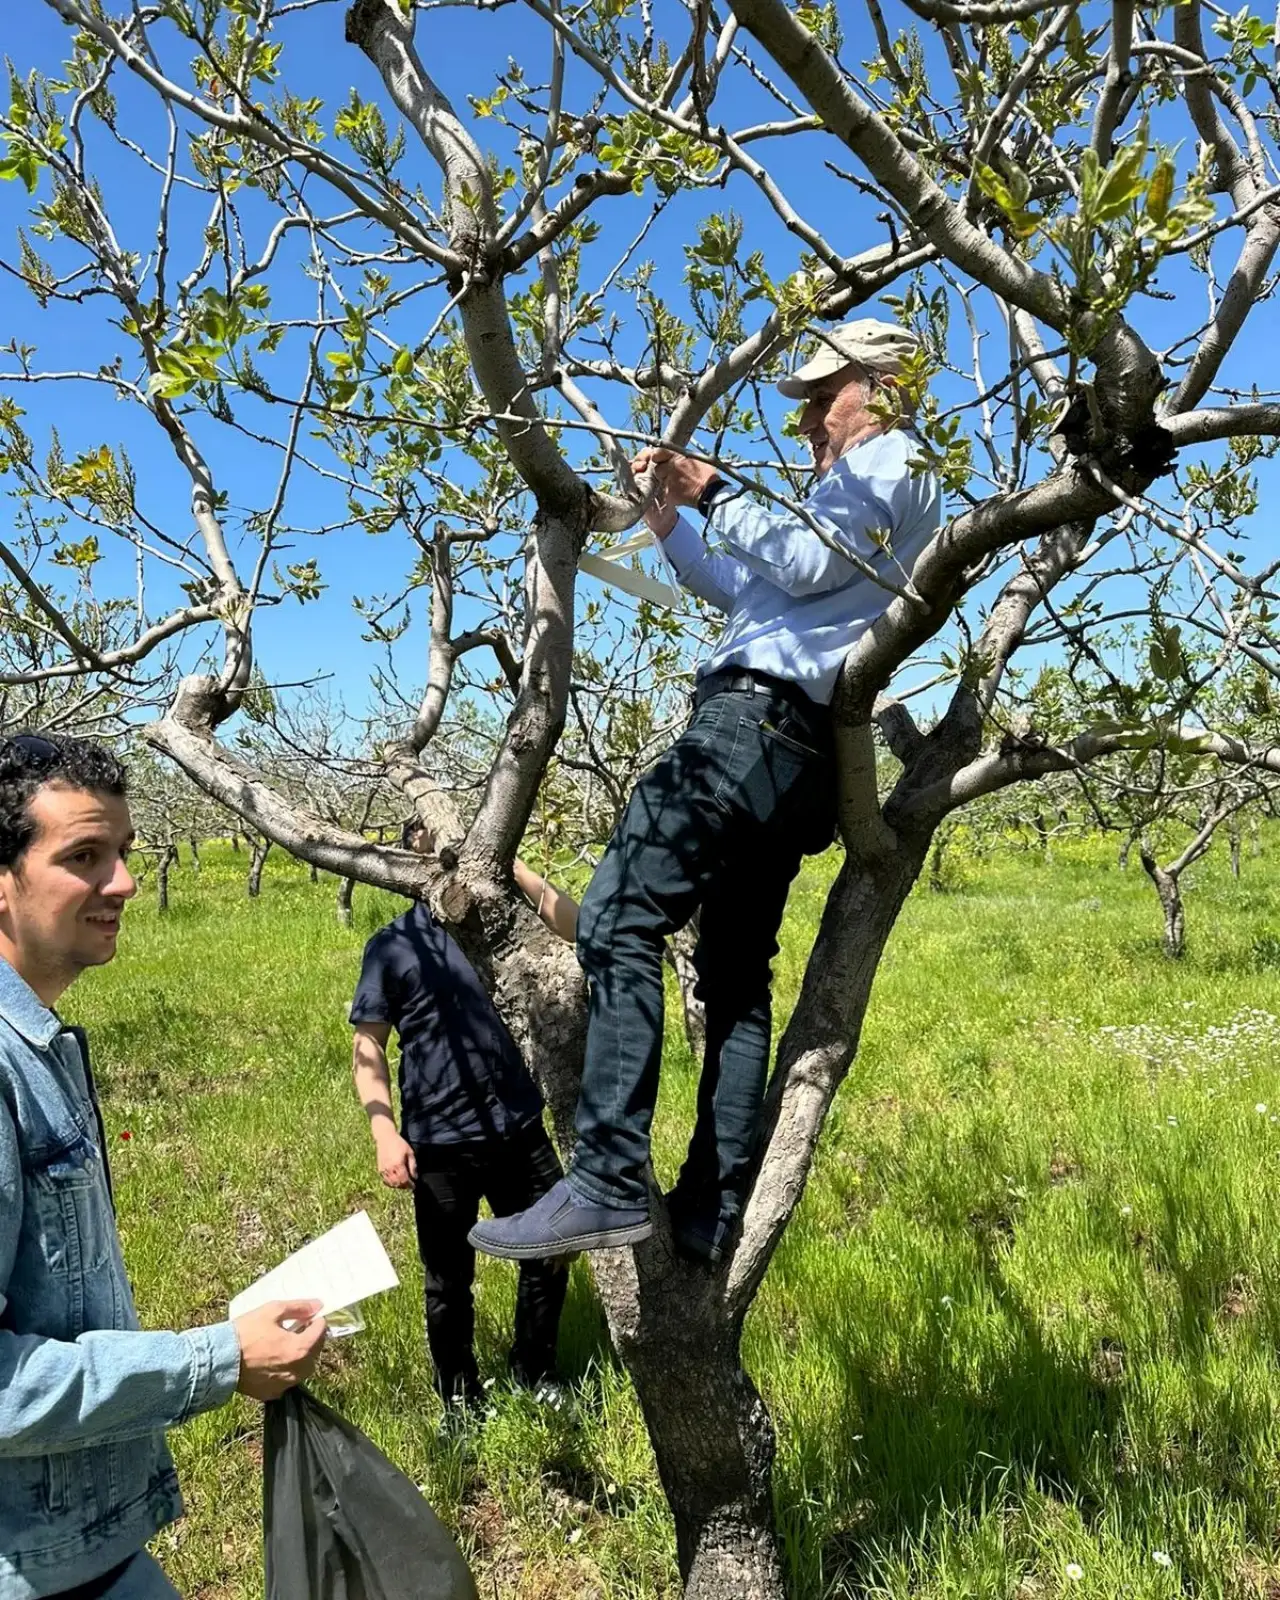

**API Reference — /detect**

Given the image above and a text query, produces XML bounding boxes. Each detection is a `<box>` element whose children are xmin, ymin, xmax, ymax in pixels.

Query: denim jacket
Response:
<box><xmin>0</xmin><ymin>959</ymin><xmax>242</xmax><ymax>1598</ymax></box>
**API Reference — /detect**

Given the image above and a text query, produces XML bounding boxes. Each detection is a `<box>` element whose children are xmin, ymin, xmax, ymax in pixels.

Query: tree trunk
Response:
<box><xmin>309</xmin><ymin>860</ymin><xmax>319</xmax><ymax>884</ymax></box>
<box><xmin>1118</xmin><ymin>834</ymin><xmax>1133</xmax><ymax>870</ymax></box>
<box><xmin>624</xmin><ymin>1290</ymin><xmax>784</xmax><ymax>1599</ymax></box>
<box><xmin>1140</xmin><ymin>848</ymin><xmax>1185</xmax><ymax>958</ymax></box>
<box><xmin>1229</xmin><ymin>819</ymin><xmax>1241</xmax><ymax>879</ymax></box>
<box><xmin>336</xmin><ymin>875</ymin><xmax>355</xmax><ymax>927</ymax></box>
<box><xmin>157</xmin><ymin>844</ymin><xmax>177</xmax><ymax>912</ymax></box>
<box><xmin>230</xmin><ymin>831</ymin><xmax>241</xmax><ymax>853</ymax></box>
<box><xmin>929</xmin><ymin>828</ymin><xmax>948</xmax><ymax>890</ymax></box>
<box><xmin>248</xmin><ymin>838</ymin><xmax>271</xmax><ymax>898</ymax></box>
<box><xmin>665</xmin><ymin>916</ymin><xmax>706</xmax><ymax>1060</ymax></box>
<box><xmin>188</xmin><ymin>835</ymin><xmax>201</xmax><ymax>870</ymax></box>
<box><xmin>587</xmin><ymin>837</ymin><xmax>928</xmax><ymax>1600</ymax></box>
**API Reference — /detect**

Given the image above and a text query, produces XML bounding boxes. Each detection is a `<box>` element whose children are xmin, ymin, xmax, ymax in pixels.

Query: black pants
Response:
<box><xmin>572</xmin><ymin>679</ymin><xmax>836</xmax><ymax>1209</ymax></box>
<box><xmin>411</xmin><ymin>1120</ymin><xmax>567</xmax><ymax>1399</ymax></box>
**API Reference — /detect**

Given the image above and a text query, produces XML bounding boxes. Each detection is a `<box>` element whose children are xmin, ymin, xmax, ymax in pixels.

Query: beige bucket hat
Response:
<box><xmin>777</xmin><ymin>318</ymin><xmax>921</xmax><ymax>398</ymax></box>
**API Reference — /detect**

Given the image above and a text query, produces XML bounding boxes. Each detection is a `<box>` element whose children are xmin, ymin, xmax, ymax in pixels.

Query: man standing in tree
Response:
<box><xmin>350</xmin><ymin>821</ymin><xmax>567</xmax><ymax>1416</ymax></box>
<box><xmin>472</xmin><ymin>320</ymin><xmax>942</xmax><ymax>1266</ymax></box>
<box><xmin>0</xmin><ymin>733</ymin><xmax>325</xmax><ymax>1600</ymax></box>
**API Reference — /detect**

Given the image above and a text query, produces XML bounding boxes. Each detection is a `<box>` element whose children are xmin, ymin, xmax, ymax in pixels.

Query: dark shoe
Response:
<box><xmin>437</xmin><ymin>1371</ymin><xmax>485</xmax><ymax>1407</ymax></box>
<box><xmin>510</xmin><ymin>1365</ymin><xmax>571</xmax><ymax>1411</ymax></box>
<box><xmin>469</xmin><ymin>1177</ymin><xmax>652</xmax><ymax>1260</ymax></box>
<box><xmin>434</xmin><ymin>1381</ymin><xmax>487</xmax><ymax>1440</ymax></box>
<box><xmin>668</xmin><ymin>1190</ymin><xmax>741</xmax><ymax>1266</ymax></box>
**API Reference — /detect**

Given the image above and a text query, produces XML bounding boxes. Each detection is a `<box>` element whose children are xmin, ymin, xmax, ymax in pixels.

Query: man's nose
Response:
<box><xmin>105</xmin><ymin>856</ymin><xmax>138</xmax><ymax>901</ymax></box>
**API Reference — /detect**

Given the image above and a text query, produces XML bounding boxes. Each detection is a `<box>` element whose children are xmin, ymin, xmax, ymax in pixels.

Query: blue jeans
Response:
<box><xmin>571</xmin><ymin>682</ymin><xmax>837</xmax><ymax>1210</ymax></box>
<box><xmin>56</xmin><ymin>1553</ymin><xmax>178</xmax><ymax>1599</ymax></box>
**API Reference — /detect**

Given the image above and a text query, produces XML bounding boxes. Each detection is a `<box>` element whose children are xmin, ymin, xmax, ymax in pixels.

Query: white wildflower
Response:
<box><xmin>1152</xmin><ymin>1550</ymin><xmax>1172</xmax><ymax>1568</ymax></box>
<box><xmin>1065</xmin><ymin>1562</ymin><xmax>1084</xmax><ymax>1581</ymax></box>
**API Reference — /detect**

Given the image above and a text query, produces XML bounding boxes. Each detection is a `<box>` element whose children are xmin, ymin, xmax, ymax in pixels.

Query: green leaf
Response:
<box><xmin>1145</xmin><ymin>157</ymin><xmax>1174</xmax><ymax>225</ymax></box>
<box><xmin>1093</xmin><ymin>140</ymin><xmax>1149</xmax><ymax>223</ymax></box>
<box><xmin>0</xmin><ymin>151</ymin><xmax>41</xmax><ymax>194</ymax></box>
<box><xmin>1148</xmin><ymin>623</ymin><xmax>1185</xmax><ymax>682</ymax></box>
<box><xmin>392</xmin><ymin>346</ymin><xmax>413</xmax><ymax>376</ymax></box>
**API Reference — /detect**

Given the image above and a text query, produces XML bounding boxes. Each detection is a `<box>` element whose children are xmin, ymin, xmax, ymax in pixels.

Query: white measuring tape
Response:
<box><xmin>577</xmin><ymin>528</ymin><xmax>682</xmax><ymax>609</ymax></box>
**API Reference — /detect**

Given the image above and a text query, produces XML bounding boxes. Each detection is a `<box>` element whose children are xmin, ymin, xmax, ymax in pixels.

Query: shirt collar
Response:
<box><xmin>0</xmin><ymin>957</ymin><xmax>63</xmax><ymax>1050</ymax></box>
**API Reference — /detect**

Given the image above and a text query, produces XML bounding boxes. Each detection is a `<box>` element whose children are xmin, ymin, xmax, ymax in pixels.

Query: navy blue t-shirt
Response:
<box><xmin>350</xmin><ymin>901</ymin><xmax>543</xmax><ymax>1146</ymax></box>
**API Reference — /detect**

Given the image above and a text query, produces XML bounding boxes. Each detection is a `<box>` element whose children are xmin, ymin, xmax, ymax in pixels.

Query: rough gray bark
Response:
<box><xmin>248</xmin><ymin>836</ymin><xmax>271</xmax><ymax>899</ymax></box>
<box><xmin>336</xmin><ymin>874</ymin><xmax>355</xmax><ymax>927</ymax></box>
<box><xmin>617</xmin><ymin>1276</ymin><xmax>785</xmax><ymax>1600</ymax></box>
<box><xmin>929</xmin><ymin>828</ymin><xmax>949</xmax><ymax>890</ymax></box>
<box><xmin>156</xmin><ymin>844</ymin><xmax>177</xmax><ymax>913</ymax></box>
<box><xmin>1140</xmin><ymin>847</ymin><xmax>1186</xmax><ymax>958</ymax></box>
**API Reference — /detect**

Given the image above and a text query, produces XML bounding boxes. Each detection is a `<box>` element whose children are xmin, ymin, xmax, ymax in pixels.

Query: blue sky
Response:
<box><xmin>1</xmin><ymin>1</ymin><xmax>1273</xmax><ymax>735</ymax></box>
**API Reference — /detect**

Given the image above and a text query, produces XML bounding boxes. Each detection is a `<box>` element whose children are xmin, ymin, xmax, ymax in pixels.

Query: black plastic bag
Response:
<box><xmin>264</xmin><ymin>1387</ymin><xmax>478</xmax><ymax>1600</ymax></box>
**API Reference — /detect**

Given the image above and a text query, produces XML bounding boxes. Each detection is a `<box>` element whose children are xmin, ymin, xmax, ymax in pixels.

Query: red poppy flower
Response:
<box><xmin>119</xmin><ymin>1130</ymin><xmax>133</xmax><ymax>1142</ymax></box>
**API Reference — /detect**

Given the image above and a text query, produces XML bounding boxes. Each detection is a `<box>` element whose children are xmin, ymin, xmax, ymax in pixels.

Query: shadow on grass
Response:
<box><xmin>90</xmin><ymin>993</ymin><xmax>257</xmax><ymax>1096</ymax></box>
<box><xmin>783</xmin><ymin>1217</ymin><xmax>1274</xmax><ymax>1594</ymax></box>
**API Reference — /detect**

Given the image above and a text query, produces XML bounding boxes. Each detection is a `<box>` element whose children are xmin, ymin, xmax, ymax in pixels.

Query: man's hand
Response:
<box><xmin>633</xmin><ymin>449</ymin><xmax>719</xmax><ymax>539</ymax></box>
<box><xmin>234</xmin><ymin>1300</ymin><xmax>327</xmax><ymax>1401</ymax></box>
<box><xmin>374</xmin><ymin>1125</ymin><xmax>418</xmax><ymax>1189</ymax></box>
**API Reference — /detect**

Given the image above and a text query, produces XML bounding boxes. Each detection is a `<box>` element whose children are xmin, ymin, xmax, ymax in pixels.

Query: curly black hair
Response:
<box><xmin>0</xmin><ymin>732</ymin><xmax>128</xmax><ymax>869</ymax></box>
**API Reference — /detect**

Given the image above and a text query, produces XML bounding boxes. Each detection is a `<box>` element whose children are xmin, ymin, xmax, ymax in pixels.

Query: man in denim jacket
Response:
<box><xmin>0</xmin><ymin>734</ymin><xmax>326</xmax><ymax>1600</ymax></box>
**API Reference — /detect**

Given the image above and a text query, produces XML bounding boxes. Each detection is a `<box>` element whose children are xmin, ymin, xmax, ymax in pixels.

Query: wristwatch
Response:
<box><xmin>696</xmin><ymin>475</ymin><xmax>730</xmax><ymax>517</ymax></box>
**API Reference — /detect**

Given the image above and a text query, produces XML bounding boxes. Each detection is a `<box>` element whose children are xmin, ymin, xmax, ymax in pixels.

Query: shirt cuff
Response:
<box><xmin>181</xmin><ymin>1322</ymin><xmax>242</xmax><ymax>1420</ymax></box>
<box><xmin>659</xmin><ymin>516</ymin><xmax>707</xmax><ymax>580</ymax></box>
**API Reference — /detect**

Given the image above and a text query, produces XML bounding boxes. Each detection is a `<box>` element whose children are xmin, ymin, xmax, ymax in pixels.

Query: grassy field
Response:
<box><xmin>69</xmin><ymin>829</ymin><xmax>1280</xmax><ymax>1599</ymax></box>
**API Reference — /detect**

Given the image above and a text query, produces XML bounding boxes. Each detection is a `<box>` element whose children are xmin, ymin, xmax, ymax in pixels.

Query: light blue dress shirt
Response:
<box><xmin>660</xmin><ymin>427</ymin><xmax>943</xmax><ymax>704</ymax></box>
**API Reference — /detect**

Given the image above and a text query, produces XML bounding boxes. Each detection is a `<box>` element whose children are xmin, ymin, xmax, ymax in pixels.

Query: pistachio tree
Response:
<box><xmin>4</xmin><ymin>0</ymin><xmax>1280</xmax><ymax>1591</ymax></box>
<box><xmin>1041</xmin><ymin>661</ymin><xmax>1280</xmax><ymax>955</ymax></box>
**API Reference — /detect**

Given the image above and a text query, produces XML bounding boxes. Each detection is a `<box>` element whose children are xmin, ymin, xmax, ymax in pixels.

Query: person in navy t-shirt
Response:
<box><xmin>350</xmin><ymin>822</ymin><xmax>566</xmax><ymax>1411</ymax></box>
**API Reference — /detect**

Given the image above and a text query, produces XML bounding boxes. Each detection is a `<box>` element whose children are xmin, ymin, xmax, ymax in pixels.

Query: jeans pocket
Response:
<box><xmin>761</xmin><ymin>719</ymin><xmax>837</xmax><ymax>850</ymax></box>
<box><xmin>712</xmin><ymin>715</ymin><xmax>750</xmax><ymax>806</ymax></box>
<box><xmin>760</xmin><ymin>720</ymin><xmax>822</xmax><ymax>761</ymax></box>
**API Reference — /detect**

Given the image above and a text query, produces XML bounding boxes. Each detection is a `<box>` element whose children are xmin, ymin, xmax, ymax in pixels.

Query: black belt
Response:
<box><xmin>693</xmin><ymin>667</ymin><xmax>828</xmax><ymax>727</ymax></box>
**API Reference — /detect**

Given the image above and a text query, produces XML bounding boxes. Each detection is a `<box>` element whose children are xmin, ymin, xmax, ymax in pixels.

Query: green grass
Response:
<box><xmin>70</xmin><ymin>831</ymin><xmax>1280</xmax><ymax>1598</ymax></box>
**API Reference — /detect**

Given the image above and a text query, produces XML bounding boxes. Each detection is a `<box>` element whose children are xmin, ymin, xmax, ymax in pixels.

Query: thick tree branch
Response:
<box><xmin>1091</xmin><ymin>0</ymin><xmax>1135</xmax><ymax>160</ymax></box>
<box><xmin>146</xmin><ymin>712</ymin><xmax>435</xmax><ymax>893</ymax></box>
<box><xmin>346</xmin><ymin>0</ymin><xmax>587</xmax><ymax>516</ymax></box>
<box><xmin>1165</xmin><ymin>404</ymin><xmax>1280</xmax><ymax>445</ymax></box>
<box><xmin>725</xmin><ymin>0</ymin><xmax>1068</xmax><ymax>326</ymax></box>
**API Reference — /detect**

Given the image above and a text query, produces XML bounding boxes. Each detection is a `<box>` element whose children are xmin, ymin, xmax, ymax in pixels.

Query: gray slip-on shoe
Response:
<box><xmin>469</xmin><ymin>1177</ymin><xmax>652</xmax><ymax>1260</ymax></box>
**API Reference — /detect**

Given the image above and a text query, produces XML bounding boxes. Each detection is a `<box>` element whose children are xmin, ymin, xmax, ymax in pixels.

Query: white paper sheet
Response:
<box><xmin>229</xmin><ymin>1211</ymin><xmax>399</xmax><ymax>1338</ymax></box>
